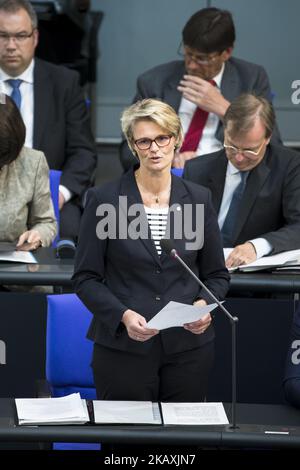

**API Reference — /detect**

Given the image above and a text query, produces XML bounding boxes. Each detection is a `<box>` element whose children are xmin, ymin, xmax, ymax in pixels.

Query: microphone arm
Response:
<box><xmin>161</xmin><ymin>240</ymin><xmax>238</xmax><ymax>429</ymax></box>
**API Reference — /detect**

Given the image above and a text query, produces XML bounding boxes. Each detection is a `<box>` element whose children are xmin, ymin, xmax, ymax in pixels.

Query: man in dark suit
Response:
<box><xmin>120</xmin><ymin>7</ymin><xmax>281</xmax><ymax>171</ymax></box>
<box><xmin>0</xmin><ymin>0</ymin><xmax>97</xmax><ymax>240</ymax></box>
<box><xmin>183</xmin><ymin>94</ymin><xmax>300</xmax><ymax>269</ymax></box>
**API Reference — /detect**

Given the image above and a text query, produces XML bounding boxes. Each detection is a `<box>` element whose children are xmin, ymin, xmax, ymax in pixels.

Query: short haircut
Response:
<box><xmin>0</xmin><ymin>0</ymin><xmax>38</xmax><ymax>28</ymax></box>
<box><xmin>0</xmin><ymin>95</ymin><xmax>26</xmax><ymax>167</ymax></box>
<box><xmin>223</xmin><ymin>94</ymin><xmax>275</xmax><ymax>139</ymax></box>
<box><xmin>121</xmin><ymin>99</ymin><xmax>183</xmax><ymax>153</ymax></box>
<box><xmin>182</xmin><ymin>7</ymin><xmax>235</xmax><ymax>53</ymax></box>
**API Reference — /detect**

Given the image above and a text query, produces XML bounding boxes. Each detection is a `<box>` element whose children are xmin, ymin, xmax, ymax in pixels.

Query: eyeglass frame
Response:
<box><xmin>134</xmin><ymin>134</ymin><xmax>173</xmax><ymax>150</ymax></box>
<box><xmin>177</xmin><ymin>42</ymin><xmax>223</xmax><ymax>65</ymax></box>
<box><xmin>223</xmin><ymin>139</ymin><xmax>267</xmax><ymax>158</ymax></box>
<box><xmin>0</xmin><ymin>30</ymin><xmax>36</xmax><ymax>44</ymax></box>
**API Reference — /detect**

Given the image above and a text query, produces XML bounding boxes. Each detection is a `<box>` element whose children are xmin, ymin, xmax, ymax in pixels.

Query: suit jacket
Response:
<box><xmin>72</xmin><ymin>169</ymin><xmax>229</xmax><ymax>355</ymax></box>
<box><xmin>120</xmin><ymin>58</ymin><xmax>281</xmax><ymax>170</ymax></box>
<box><xmin>0</xmin><ymin>147</ymin><xmax>57</xmax><ymax>246</ymax></box>
<box><xmin>33</xmin><ymin>59</ymin><xmax>97</xmax><ymax>197</ymax></box>
<box><xmin>183</xmin><ymin>144</ymin><xmax>300</xmax><ymax>254</ymax></box>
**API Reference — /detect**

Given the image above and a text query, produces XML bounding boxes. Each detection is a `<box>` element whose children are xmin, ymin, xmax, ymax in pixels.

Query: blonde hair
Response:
<box><xmin>121</xmin><ymin>99</ymin><xmax>183</xmax><ymax>153</ymax></box>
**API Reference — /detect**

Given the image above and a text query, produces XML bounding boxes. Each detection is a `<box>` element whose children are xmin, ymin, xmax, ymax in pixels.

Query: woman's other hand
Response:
<box><xmin>122</xmin><ymin>309</ymin><xmax>159</xmax><ymax>342</ymax></box>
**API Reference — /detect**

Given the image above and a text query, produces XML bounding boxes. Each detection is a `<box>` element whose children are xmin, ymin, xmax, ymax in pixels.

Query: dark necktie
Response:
<box><xmin>6</xmin><ymin>79</ymin><xmax>22</xmax><ymax>109</ymax></box>
<box><xmin>221</xmin><ymin>171</ymin><xmax>249</xmax><ymax>247</ymax></box>
<box><xmin>180</xmin><ymin>79</ymin><xmax>216</xmax><ymax>152</ymax></box>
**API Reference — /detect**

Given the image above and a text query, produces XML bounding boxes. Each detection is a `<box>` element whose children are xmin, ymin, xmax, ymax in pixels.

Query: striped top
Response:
<box><xmin>144</xmin><ymin>206</ymin><xmax>169</xmax><ymax>255</ymax></box>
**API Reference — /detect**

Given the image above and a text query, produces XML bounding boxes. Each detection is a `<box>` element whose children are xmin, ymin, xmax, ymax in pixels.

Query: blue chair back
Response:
<box><xmin>49</xmin><ymin>170</ymin><xmax>62</xmax><ymax>246</ymax></box>
<box><xmin>171</xmin><ymin>168</ymin><xmax>183</xmax><ymax>177</ymax></box>
<box><xmin>46</xmin><ymin>294</ymin><xmax>96</xmax><ymax>399</ymax></box>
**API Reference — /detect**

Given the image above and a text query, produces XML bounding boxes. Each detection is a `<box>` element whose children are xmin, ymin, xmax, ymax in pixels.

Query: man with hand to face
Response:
<box><xmin>183</xmin><ymin>94</ymin><xmax>300</xmax><ymax>269</ymax></box>
<box><xmin>120</xmin><ymin>7</ymin><xmax>281</xmax><ymax>171</ymax></box>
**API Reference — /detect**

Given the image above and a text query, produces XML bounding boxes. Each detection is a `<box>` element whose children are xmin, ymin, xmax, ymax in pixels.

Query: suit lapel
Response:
<box><xmin>164</xmin><ymin>62</ymin><xmax>185</xmax><ymax>111</ymax></box>
<box><xmin>208</xmin><ymin>152</ymin><xmax>228</xmax><ymax>212</ymax></box>
<box><xmin>160</xmin><ymin>175</ymin><xmax>190</xmax><ymax>261</ymax></box>
<box><xmin>33</xmin><ymin>60</ymin><xmax>51</xmax><ymax>149</ymax></box>
<box><xmin>216</xmin><ymin>60</ymin><xmax>240</xmax><ymax>142</ymax></box>
<box><xmin>120</xmin><ymin>169</ymin><xmax>162</xmax><ymax>266</ymax></box>
<box><xmin>232</xmin><ymin>152</ymin><xmax>271</xmax><ymax>243</ymax></box>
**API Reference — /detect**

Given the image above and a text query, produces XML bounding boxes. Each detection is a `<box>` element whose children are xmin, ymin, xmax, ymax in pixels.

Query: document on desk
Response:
<box><xmin>93</xmin><ymin>400</ymin><xmax>162</xmax><ymax>425</ymax></box>
<box><xmin>0</xmin><ymin>249</ymin><xmax>37</xmax><ymax>264</ymax></box>
<box><xmin>160</xmin><ymin>402</ymin><xmax>229</xmax><ymax>425</ymax></box>
<box><xmin>15</xmin><ymin>393</ymin><xmax>89</xmax><ymax>425</ymax></box>
<box><xmin>223</xmin><ymin>248</ymin><xmax>300</xmax><ymax>272</ymax></box>
<box><xmin>146</xmin><ymin>301</ymin><xmax>219</xmax><ymax>330</ymax></box>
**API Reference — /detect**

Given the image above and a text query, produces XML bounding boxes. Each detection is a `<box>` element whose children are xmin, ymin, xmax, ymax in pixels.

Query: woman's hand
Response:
<box><xmin>16</xmin><ymin>230</ymin><xmax>42</xmax><ymax>251</ymax></box>
<box><xmin>183</xmin><ymin>299</ymin><xmax>212</xmax><ymax>335</ymax></box>
<box><xmin>122</xmin><ymin>309</ymin><xmax>159</xmax><ymax>342</ymax></box>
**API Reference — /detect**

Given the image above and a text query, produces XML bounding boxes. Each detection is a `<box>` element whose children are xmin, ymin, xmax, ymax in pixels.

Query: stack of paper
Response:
<box><xmin>15</xmin><ymin>393</ymin><xmax>89</xmax><ymax>425</ymax></box>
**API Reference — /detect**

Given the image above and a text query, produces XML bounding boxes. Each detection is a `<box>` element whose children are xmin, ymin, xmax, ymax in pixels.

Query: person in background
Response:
<box><xmin>0</xmin><ymin>0</ymin><xmax>97</xmax><ymax>241</ymax></box>
<box><xmin>119</xmin><ymin>7</ymin><xmax>281</xmax><ymax>171</ymax></box>
<box><xmin>283</xmin><ymin>305</ymin><xmax>300</xmax><ymax>408</ymax></box>
<box><xmin>0</xmin><ymin>94</ymin><xmax>56</xmax><ymax>249</ymax></box>
<box><xmin>73</xmin><ymin>98</ymin><xmax>229</xmax><ymax>403</ymax></box>
<box><xmin>183</xmin><ymin>94</ymin><xmax>300</xmax><ymax>269</ymax></box>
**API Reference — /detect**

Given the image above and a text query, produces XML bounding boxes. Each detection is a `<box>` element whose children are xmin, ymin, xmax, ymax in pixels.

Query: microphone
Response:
<box><xmin>160</xmin><ymin>238</ymin><xmax>238</xmax><ymax>429</ymax></box>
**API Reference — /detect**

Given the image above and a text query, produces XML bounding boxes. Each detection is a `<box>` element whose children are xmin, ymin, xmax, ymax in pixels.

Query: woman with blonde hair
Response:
<box><xmin>73</xmin><ymin>99</ymin><xmax>229</xmax><ymax>402</ymax></box>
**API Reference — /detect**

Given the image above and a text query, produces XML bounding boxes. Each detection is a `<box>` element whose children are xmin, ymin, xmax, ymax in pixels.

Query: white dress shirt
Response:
<box><xmin>219</xmin><ymin>162</ymin><xmax>272</xmax><ymax>258</ymax></box>
<box><xmin>178</xmin><ymin>64</ymin><xmax>224</xmax><ymax>156</ymax></box>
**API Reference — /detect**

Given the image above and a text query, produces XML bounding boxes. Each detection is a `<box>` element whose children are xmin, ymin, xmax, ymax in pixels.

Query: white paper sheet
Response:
<box><xmin>93</xmin><ymin>400</ymin><xmax>162</xmax><ymax>424</ymax></box>
<box><xmin>146</xmin><ymin>301</ymin><xmax>219</xmax><ymax>330</ymax></box>
<box><xmin>0</xmin><ymin>251</ymin><xmax>37</xmax><ymax>264</ymax></box>
<box><xmin>161</xmin><ymin>402</ymin><xmax>229</xmax><ymax>425</ymax></box>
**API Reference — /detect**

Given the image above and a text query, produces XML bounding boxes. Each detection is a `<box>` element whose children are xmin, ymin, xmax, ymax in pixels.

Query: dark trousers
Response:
<box><xmin>92</xmin><ymin>336</ymin><xmax>214</xmax><ymax>402</ymax></box>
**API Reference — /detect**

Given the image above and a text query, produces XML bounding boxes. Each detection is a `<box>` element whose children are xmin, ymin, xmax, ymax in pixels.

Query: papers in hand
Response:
<box><xmin>15</xmin><ymin>393</ymin><xmax>89</xmax><ymax>425</ymax></box>
<box><xmin>224</xmin><ymin>248</ymin><xmax>300</xmax><ymax>272</ymax></box>
<box><xmin>146</xmin><ymin>301</ymin><xmax>219</xmax><ymax>330</ymax></box>
<box><xmin>93</xmin><ymin>401</ymin><xmax>162</xmax><ymax>425</ymax></box>
<box><xmin>161</xmin><ymin>402</ymin><xmax>229</xmax><ymax>425</ymax></box>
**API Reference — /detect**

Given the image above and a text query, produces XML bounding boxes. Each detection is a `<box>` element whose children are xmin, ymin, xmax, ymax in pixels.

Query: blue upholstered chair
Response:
<box><xmin>46</xmin><ymin>293</ymin><xmax>96</xmax><ymax>398</ymax></box>
<box><xmin>49</xmin><ymin>169</ymin><xmax>61</xmax><ymax>247</ymax></box>
<box><xmin>171</xmin><ymin>168</ymin><xmax>183</xmax><ymax>177</ymax></box>
<box><xmin>46</xmin><ymin>294</ymin><xmax>99</xmax><ymax>450</ymax></box>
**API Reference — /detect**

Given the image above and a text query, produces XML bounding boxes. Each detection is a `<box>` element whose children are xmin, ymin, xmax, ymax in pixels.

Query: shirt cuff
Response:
<box><xmin>249</xmin><ymin>238</ymin><xmax>273</xmax><ymax>259</ymax></box>
<box><xmin>59</xmin><ymin>185</ymin><xmax>73</xmax><ymax>203</ymax></box>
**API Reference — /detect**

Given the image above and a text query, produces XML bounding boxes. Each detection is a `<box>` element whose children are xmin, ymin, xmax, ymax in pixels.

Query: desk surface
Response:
<box><xmin>0</xmin><ymin>248</ymin><xmax>300</xmax><ymax>293</ymax></box>
<box><xmin>1</xmin><ymin>399</ymin><xmax>300</xmax><ymax>449</ymax></box>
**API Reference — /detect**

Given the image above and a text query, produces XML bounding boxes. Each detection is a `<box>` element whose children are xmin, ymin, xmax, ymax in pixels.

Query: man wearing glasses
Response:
<box><xmin>120</xmin><ymin>7</ymin><xmax>281</xmax><ymax>171</ymax></box>
<box><xmin>183</xmin><ymin>94</ymin><xmax>300</xmax><ymax>269</ymax></box>
<box><xmin>0</xmin><ymin>0</ymin><xmax>97</xmax><ymax>242</ymax></box>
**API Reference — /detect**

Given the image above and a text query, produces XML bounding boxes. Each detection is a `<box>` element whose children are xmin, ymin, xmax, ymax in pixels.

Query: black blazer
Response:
<box><xmin>120</xmin><ymin>58</ymin><xmax>281</xmax><ymax>170</ymax></box>
<box><xmin>33</xmin><ymin>59</ymin><xmax>97</xmax><ymax>197</ymax></box>
<box><xmin>183</xmin><ymin>144</ymin><xmax>300</xmax><ymax>254</ymax></box>
<box><xmin>72</xmin><ymin>170</ymin><xmax>229</xmax><ymax>355</ymax></box>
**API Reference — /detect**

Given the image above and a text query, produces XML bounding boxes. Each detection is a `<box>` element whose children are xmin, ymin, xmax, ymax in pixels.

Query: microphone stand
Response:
<box><xmin>170</xmin><ymin>248</ymin><xmax>239</xmax><ymax>430</ymax></box>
